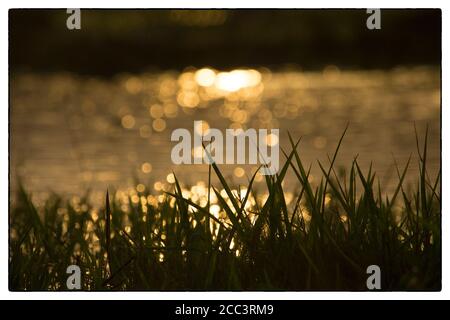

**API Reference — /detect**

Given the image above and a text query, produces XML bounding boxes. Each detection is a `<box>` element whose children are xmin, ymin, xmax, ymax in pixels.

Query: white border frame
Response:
<box><xmin>1</xmin><ymin>1</ymin><xmax>447</xmax><ymax>300</ymax></box>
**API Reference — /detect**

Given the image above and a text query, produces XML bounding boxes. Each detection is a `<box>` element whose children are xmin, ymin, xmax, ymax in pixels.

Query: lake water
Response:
<box><xmin>10</xmin><ymin>66</ymin><xmax>440</xmax><ymax>206</ymax></box>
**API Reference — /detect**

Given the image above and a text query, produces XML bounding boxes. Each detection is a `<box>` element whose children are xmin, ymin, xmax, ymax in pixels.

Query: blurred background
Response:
<box><xmin>9</xmin><ymin>9</ymin><xmax>441</xmax><ymax>206</ymax></box>
<box><xmin>10</xmin><ymin>10</ymin><xmax>441</xmax><ymax>74</ymax></box>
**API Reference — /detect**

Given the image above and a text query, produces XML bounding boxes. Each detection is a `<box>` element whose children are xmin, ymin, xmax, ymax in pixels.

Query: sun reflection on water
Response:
<box><xmin>11</xmin><ymin>66</ymin><xmax>440</xmax><ymax>215</ymax></box>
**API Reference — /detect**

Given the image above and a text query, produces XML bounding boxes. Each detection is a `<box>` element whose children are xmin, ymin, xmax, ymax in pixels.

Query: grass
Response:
<box><xmin>9</xmin><ymin>127</ymin><xmax>441</xmax><ymax>290</ymax></box>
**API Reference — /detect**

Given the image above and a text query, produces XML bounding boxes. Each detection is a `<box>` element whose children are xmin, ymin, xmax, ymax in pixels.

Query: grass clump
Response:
<box><xmin>9</xmin><ymin>128</ymin><xmax>441</xmax><ymax>290</ymax></box>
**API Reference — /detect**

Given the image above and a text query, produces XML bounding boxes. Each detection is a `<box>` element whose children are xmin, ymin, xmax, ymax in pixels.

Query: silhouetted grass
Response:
<box><xmin>9</xmin><ymin>128</ymin><xmax>441</xmax><ymax>290</ymax></box>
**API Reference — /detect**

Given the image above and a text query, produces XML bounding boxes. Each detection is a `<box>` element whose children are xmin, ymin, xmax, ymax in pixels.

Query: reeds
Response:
<box><xmin>9</xmin><ymin>128</ymin><xmax>441</xmax><ymax>290</ymax></box>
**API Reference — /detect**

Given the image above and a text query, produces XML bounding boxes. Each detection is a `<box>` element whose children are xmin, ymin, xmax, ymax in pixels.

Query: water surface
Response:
<box><xmin>10</xmin><ymin>66</ymin><xmax>440</xmax><ymax>206</ymax></box>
